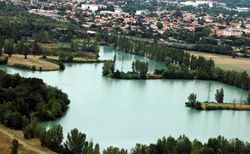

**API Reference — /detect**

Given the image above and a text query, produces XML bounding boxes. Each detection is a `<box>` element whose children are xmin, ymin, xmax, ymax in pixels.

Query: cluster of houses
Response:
<box><xmin>10</xmin><ymin>0</ymin><xmax>250</xmax><ymax>39</ymax></box>
<box><xmin>75</xmin><ymin>1</ymin><xmax>250</xmax><ymax>38</ymax></box>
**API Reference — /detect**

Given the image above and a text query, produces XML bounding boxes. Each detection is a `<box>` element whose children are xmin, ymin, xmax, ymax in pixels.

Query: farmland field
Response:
<box><xmin>188</xmin><ymin>51</ymin><xmax>250</xmax><ymax>75</ymax></box>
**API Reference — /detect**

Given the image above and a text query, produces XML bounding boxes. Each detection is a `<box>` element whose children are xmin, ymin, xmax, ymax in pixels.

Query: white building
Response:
<box><xmin>180</xmin><ymin>1</ymin><xmax>214</xmax><ymax>7</ymax></box>
<box><xmin>236</xmin><ymin>7</ymin><xmax>249</xmax><ymax>12</ymax></box>
<box><xmin>81</xmin><ymin>4</ymin><xmax>106</xmax><ymax>12</ymax></box>
<box><xmin>135</xmin><ymin>10</ymin><xmax>148</xmax><ymax>15</ymax></box>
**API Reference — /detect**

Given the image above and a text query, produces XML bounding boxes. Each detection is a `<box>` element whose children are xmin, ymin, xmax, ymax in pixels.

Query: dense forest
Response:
<box><xmin>0</xmin><ymin>2</ymin><xmax>84</xmax><ymax>44</ymax></box>
<box><xmin>102</xmin><ymin>36</ymin><xmax>250</xmax><ymax>90</ymax></box>
<box><xmin>0</xmin><ymin>70</ymin><xmax>70</xmax><ymax>130</ymax></box>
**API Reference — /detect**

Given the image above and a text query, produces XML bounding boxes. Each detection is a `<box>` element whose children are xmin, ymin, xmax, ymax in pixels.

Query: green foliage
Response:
<box><xmin>132</xmin><ymin>59</ymin><xmax>149</xmax><ymax>76</ymax></box>
<box><xmin>39</xmin><ymin>125</ymin><xmax>63</xmax><ymax>152</ymax></box>
<box><xmin>156</xmin><ymin>22</ymin><xmax>163</xmax><ymax>29</ymax></box>
<box><xmin>215</xmin><ymin>88</ymin><xmax>224</xmax><ymax>103</ymax></box>
<box><xmin>194</xmin><ymin>27</ymin><xmax>212</xmax><ymax>38</ymax></box>
<box><xmin>102</xmin><ymin>61</ymin><xmax>115</xmax><ymax>76</ymax></box>
<box><xmin>129</xmin><ymin>135</ymin><xmax>250</xmax><ymax>154</ymax></box>
<box><xmin>3</xmin><ymin>39</ymin><xmax>14</xmax><ymax>57</ymax></box>
<box><xmin>109</xmin><ymin>36</ymin><xmax>250</xmax><ymax>90</ymax></box>
<box><xmin>63</xmin><ymin>128</ymin><xmax>88</xmax><ymax>154</ymax></box>
<box><xmin>33</xmin><ymin>30</ymin><xmax>50</xmax><ymax>43</ymax></box>
<box><xmin>176</xmin><ymin>135</ymin><xmax>192</xmax><ymax>154</ymax></box>
<box><xmin>58</xmin><ymin>62</ymin><xmax>65</xmax><ymax>70</ymax></box>
<box><xmin>15</xmin><ymin>40</ymin><xmax>30</xmax><ymax>58</ymax></box>
<box><xmin>247</xmin><ymin>92</ymin><xmax>250</xmax><ymax>104</ymax></box>
<box><xmin>103</xmin><ymin>146</ymin><xmax>127</xmax><ymax>154</ymax></box>
<box><xmin>0</xmin><ymin>4</ymin><xmax>79</xmax><ymax>44</ymax></box>
<box><xmin>11</xmin><ymin>139</ymin><xmax>19</xmax><ymax>154</ymax></box>
<box><xmin>188</xmin><ymin>93</ymin><xmax>197</xmax><ymax>105</ymax></box>
<box><xmin>32</xmin><ymin>40</ymin><xmax>43</xmax><ymax>55</ymax></box>
<box><xmin>0</xmin><ymin>56</ymin><xmax>8</xmax><ymax>64</ymax></box>
<box><xmin>23</xmin><ymin>122</ymin><xmax>41</xmax><ymax>139</ymax></box>
<box><xmin>70</xmin><ymin>41</ymin><xmax>79</xmax><ymax>52</ymax></box>
<box><xmin>59</xmin><ymin>53</ymin><xmax>74</xmax><ymax>62</ymax></box>
<box><xmin>0</xmin><ymin>73</ymin><xmax>70</xmax><ymax>129</ymax></box>
<box><xmin>86</xmin><ymin>141</ymin><xmax>100</xmax><ymax>154</ymax></box>
<box><xmin>81</xmin><ymin>40</ymin><xmax>99</xmax><ymax>54</ymax></box>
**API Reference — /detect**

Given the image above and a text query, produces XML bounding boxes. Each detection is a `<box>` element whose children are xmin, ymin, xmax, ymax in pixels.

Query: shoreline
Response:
<box><xmin>2</xmin><ymin>54</ymin><xmax>60</xmax><ymax>71</ymax></box>
<box><xmin>186</xmin><ymin>102</ymin><xmax>250</xmax><ymax>111</ymax></box>
<box><xmin>44</xmin><ymin>56</ymin><xmax>112</xmax><ymax>63</ymax></box>
<box><xmin>0</xmin><ymin>54</ymin><xmax>113</xmax><ymax>72</ymax></box>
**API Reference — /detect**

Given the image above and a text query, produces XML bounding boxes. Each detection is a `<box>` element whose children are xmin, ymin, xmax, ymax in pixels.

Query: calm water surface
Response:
<box><xmin>0</xmin><ymin>46</ymin><xmax>249</xmax><ymax>149</ymax></box>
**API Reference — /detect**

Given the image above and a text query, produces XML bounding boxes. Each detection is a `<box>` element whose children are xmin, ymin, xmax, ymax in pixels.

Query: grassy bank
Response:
<box><xmin>0</xmin><ymin>125</ymin><xmax>56</xmax><ymax>154</ymax></box>
<box><xmin>5</xmin><ymin>54</ymin><xmax>60</xmax><ymax>71</ymax></box>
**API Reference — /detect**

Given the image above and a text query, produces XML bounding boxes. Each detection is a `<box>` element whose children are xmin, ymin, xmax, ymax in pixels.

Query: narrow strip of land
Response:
<box><xmin>186</xmin><ymin>102</ymin><xmax>250</xmax><ymax>110</ymax></box>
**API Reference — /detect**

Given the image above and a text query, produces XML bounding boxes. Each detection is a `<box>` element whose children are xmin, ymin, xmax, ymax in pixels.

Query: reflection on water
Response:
<box><xmin>0</xmin><ymin>46</ymin><xmax>249</xmax><ymax>149</ymax></box>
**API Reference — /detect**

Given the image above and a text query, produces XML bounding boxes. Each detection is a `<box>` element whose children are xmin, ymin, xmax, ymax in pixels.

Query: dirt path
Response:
<box><xmin>0</xmin><ymin>126</ymin><xmax>48</xmax><ymax>154</ymax></box>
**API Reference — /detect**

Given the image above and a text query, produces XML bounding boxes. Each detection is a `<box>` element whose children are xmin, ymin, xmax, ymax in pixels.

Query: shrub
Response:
<box><xmin>32</xmin><ymin>65</ymin><xmax>36</xmax><ymax>71</ymax></box>
<box><xmin>0</xmin><ymin>56</ymin><xmax>8</xmax><ymax>64</ymax></box>
<box><xmin>58</xmin><ymin>62</ymin><xmax>65</xmax><ymax>70</ymax></box>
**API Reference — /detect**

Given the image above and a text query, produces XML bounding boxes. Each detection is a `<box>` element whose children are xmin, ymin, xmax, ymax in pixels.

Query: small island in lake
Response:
<box><xmin>186</xmin><ymin>89</ymin><xmax>250</xmax><ymax>110</ymax></box>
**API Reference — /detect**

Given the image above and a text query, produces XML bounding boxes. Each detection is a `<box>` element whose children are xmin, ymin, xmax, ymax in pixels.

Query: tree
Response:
<box><xmin>85</xmin><ymin>140</ymin><xmax>100</xmax><ymax>154</ymax></box>
<box><xmin>32</xmin><ymin>40</ymin><xmax>43</xmax><ymax>55</ymax></box>
<box><xmin>131</xmin><ymin>59</ymin><xmax>148</xmax><ymax>76</ymax></box>
<box><xmin>33</xmin><ymin>30</ymin><xmax>50</xmax><ymax>43</ymax></box>
<box><xmin>15</xmin><ymin>41</ymin><xmax>25</xmax><ymax>55</ymax></box>
<box><xmin>63</xmin><ymin>128</ymin><xmax>88</xmax><ymax>154</ymax></box>
<box><xmin>15</xmin><ymin>41</ymin><xmax>30</xmax><ymax>59</ymax></box>
<box><xmin>70</xmin><ymin>41</ymin><xmax>79</xmax><ymax>52</ymax></box>
<box><xmin>3</xmin><ymin>39</ymin><xmax>14</xmax><ymax>57</ymax></box>
<box><xmin>23</xmin><ymin>43</ymin><xmax>30</xmax><ymax>59</ymax></box>
<box><xmin>103</xmin><ymin>146</ymin><xmax>127</xmax><ymax>154</ymax></box>
<box><xmin>11</xmin><ymin>139</ymin><xmax>19</xmax><ymax>154</ymax></box>
<box><xmin>40</xmin><ymin>124</ymin><xmax>63</xmax><ymax>152</ymax></box>
<box><xmin>247</xmin><ymin>92</ymin><xmax>250</xmax><ymax>104</ymax></box>
<box><xmin>102</xmin><ymin>61</ymin><xmax>115</xmax><ymax>76</ymax></box>
<box><xmin>157</xmin><ymin>22</ymin><xmax>163</xmax><ymax>29</ymax></box>
<box><xmin>176</xmin><ymin>135</ymin><xmax>192</xmax><ymax>154</ymax></box>
<box><xmin>215</xmin><ymin>88</ymin><xmax>224</xmax><ymax>103</ymax></box>
<box><xmin>188</xmin><ymin>93</ymin><xmax>197</xmax><ymax>105</ymax></box>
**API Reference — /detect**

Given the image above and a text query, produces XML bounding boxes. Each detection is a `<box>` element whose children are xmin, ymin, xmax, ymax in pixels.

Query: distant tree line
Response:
<box><xmin>0</xmin><ymin>71</ymin><xmax>70</xmax><ymax>129</ymax></box>
<box><xmin>22</xmin><ymin>122</ymin><xmax>250</xmax><ymax>154</ymax></box>
<box><xmin>1</xmin><ymin>39</ymin><xmax>43</xmax><ymax>58</ymax></box>
<box><xmin>0</xmin><ymin>2</ymin><xmax>83</xmax><ymax>44</ymax></box>
<box><xmin>104</xmin><ymin>36</ymin><xmax>250</xmax><ymax>90</ymax></box>
<box><xmin>23</xmin><ymin>123</ymin><xmax>100</xmax><ymax>154</ymax></box>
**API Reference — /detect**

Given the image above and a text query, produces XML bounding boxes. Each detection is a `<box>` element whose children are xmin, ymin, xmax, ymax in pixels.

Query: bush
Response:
<box><xmin>23</xmin><ymin>124</ymin><xmax>34</xmax><ymax>139</ymax></box>
<box><xmin>32</xmin><ymin>65</ymin><xmax>36</xmax><ymax>71</ymax></box>
<box><xmin>11</xmin><ymin>139</ymin><xmax>19</xmax><ymax>154</ymax></box>
<box><xmin>42</xmin><ymin>55</ymin><xmax>47</xmax><ymax>59</ymax></box>
<box><xmin>39</xmin><ymin>125</ymin><xmax>63</xmax><ymax>153</ymax></box>
<box><xmin>23</xmin><ymin>122</ymin><xmax>39</xmax><ymax>139</ymax></box>
<box><xmin>58</xmin><ymin>62</ymin><xmax>65</xmax><ymax>70</ymax></box>
<box><xmin>0</xmin><ymin>56</ymin><xmax>8</xmax><ymax>64</ymax></box>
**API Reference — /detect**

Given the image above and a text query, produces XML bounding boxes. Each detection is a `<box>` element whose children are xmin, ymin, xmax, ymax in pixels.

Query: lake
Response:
<box><xmin>0</xmin><ymin>46</ymin><xmax>249</xmax><ymax>150</ymax></box>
